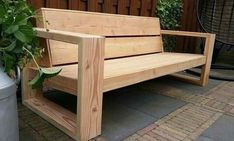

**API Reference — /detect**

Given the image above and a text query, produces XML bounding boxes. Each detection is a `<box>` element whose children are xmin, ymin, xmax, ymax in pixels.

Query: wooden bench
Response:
<box><xmin>22</xmin><ymin>8</ymin><xmax>215</xmax><ymax>141</ymax></box>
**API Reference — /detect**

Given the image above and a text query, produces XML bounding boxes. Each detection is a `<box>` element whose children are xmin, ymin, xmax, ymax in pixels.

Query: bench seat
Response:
<box><xmin>46</xmin><ymin>52</ymin><xmax>206</xmax><ymax>95</ymax></box>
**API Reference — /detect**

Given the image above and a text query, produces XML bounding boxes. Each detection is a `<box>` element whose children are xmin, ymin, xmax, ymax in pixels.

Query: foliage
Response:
<box><xmin>0</xmin><ymin>0</ymin><xmax>61</xmax><ymax>88</ymax></box>
<box><xmin>156</xmin><ymin>0</ymin><xmax>183</xmax><ymax>51</ymax></box>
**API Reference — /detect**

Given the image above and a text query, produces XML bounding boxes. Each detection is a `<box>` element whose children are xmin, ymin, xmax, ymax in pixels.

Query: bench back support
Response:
<box><xmin>37</xmin><ymin>8</ymin><xmax>163</xmax><ymax>66</ymax></box>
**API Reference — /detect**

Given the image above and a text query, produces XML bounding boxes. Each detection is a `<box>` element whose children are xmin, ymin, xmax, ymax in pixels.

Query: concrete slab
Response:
<box><xmin>147</xmin><ymin>76</ymin><xmax>223</xmax><ymax>95</ymax></box>
<box><xmin>198</xmin><ymin>115</ymin><xmax>234</xmax><ymax>141</ymax></box>
<box><xmin>105</xmin><ymin>88</ymin><xmax>186</xmax><ymax>119</ymax></box>
<box><xmin>44</xmin><ymin>85</ymin><xmax>186</xmax><ymax>141</ymax></box>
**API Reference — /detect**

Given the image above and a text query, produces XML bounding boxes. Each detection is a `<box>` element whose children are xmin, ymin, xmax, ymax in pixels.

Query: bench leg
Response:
<box><xmin>22</xmin><ymin>68</ymin><xmax>43</xmax><ymax>104</ymax></box>
<box><xmin>77</xmin><ymin>38</ymin><xmax>105</xmax><ymax>141</ymax></box>
<box><xmin>170</xmin><ymin>34</ymin><xmax>215</xmax><ymax>87</ymax></box>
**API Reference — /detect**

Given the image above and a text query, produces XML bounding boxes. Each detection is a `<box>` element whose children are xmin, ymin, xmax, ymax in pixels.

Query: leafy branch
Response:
<box><xmin>156</xmin><ymin>0</ymin><xmax>183</xmax><ymax>51</ymax></box>
<box><xmin>0</xmin><ymin>0</ymin><xmax>61</xmax><ymax>88</ymax></box>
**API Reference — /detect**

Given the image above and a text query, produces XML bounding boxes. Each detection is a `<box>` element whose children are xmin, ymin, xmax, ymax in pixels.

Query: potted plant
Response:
<box><xmin>0</xmin><ymin>0</ymin><xmax>60</xmax><ymax>140</ymax></box>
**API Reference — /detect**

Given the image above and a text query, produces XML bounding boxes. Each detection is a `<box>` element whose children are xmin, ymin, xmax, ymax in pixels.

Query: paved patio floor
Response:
<box><xmin>18</xmin><ymin>76</ymin><xmax>234</xmax><ymax>141</ymax></box>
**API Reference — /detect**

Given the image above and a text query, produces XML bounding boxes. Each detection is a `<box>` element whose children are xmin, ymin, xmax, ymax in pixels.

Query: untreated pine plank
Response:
<box><xmin>44</xmin><ymin>53</ymin><xmax>206</xmax><ymax>95</ymax></box>
<box><xmin>39</xmin><ymin>8</ymin><xmax>161</xmax><ymax>36</ymax></box>
<box><xmin>48</xmin><ymin>36</ymin><xmax>163</xmax><ymax>65</ymax></box>
<box><xmin>200</xmin><ymin>34</ymin><xmax>215</xmax><ymax>86</ymax></box>
<box><xmin>77</xmin><ymin>37</ymin><xmax>105</xmax><ymax>140</ymax></box>
<box><xmin>24</xmin><ymin>97</ymin><xmax>77</xmax><ymax>139</ymax></box>
<box><xmin>22</xmin><ymin>68</ymin><xmax>42</xmax><ymax>103</ymax></box>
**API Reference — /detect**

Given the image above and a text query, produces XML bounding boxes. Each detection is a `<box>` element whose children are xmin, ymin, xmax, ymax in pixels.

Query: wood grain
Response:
<box><xmin>161</xmin><ymin>30</ymin><xmax>216</xmax><ymax>86</ymax></box>
<box><xmin>200</xmin><ymin>34</ymin><xmax>216</xmax><ymax>86</ymax></box>
<box><xmin>24</xmin><ymin>97</ymin><xmax>76</xmax><ymax>139</ymax></box>
<box><xmin>39</xmin><ymin>8</ymin><xmax>160</xmax><ymax>36</ymax></box>
<box><xmin>77</xmin><ymin>37</ymin><xmax>105</xmax><ymax>140</ymax></box>
<box><xmin>48</xmin><ymin>36</ymin><xmax>163</xmax><ymax>65</ymax></box>
<box><xmin>44</xmin><ymin>53</ymin><xmax>206</xmax><ymax>95</ymax></box>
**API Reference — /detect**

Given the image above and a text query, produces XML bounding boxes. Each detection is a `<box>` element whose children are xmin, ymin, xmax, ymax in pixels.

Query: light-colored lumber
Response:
<box><xmin>22</xmin><ymin>68</ymin><xmax>42</xmax><ymax>102</ymax></box>
<box><xmin>200</xmin><ymin>34</ymin><xmax>216</xmax><ymax>86</ymax></box>
<box><xmin>43</xmin><ymin>53</ymin><xmax>206</xmax><ymax>95</ymax></box>
<box><xmin>169</xmin><ymin>74</ymin><xmax>201</xmax><ymax>85</ymax></box>
<box><xmin>21</xmin><ymin>8</ymin><xmax>215</xmax><ymax>141</ymax></box>
<box><xmin>24</xmin><ymin>97</ymin><xmax>76</xmax><ymax>139</ymax></box>
<box><xmin>77</xmin><ymin>37</ymin><xmax>105</xmax><ymax>140</ymax></box>
<box><xmin>36</xmin><ymin>7</ymin><xmax>162</xmax><ymax>66</ymax></box>
<box><xmin>49</xmin><ymin>36</ymin><xmax>163</xmax><ymax>65</ymax></box>
<box><xmin>35</xmin><ymin>28</ymin><xmax>103</xmax><ymax>44</ymax></box>
<box><xmin>38</xmin><ymin>8</ymin><xmax>161</xmax><ymax>36</ymax></box>
<box><xmin>161</xmin><ymin>30</ymin><xmax>215</xmax><ymax>86</ymax></box>
<box><xmin>161</xmin><ymin>30</ymin><xmax>213</xmax><ymax>38</ymax></box>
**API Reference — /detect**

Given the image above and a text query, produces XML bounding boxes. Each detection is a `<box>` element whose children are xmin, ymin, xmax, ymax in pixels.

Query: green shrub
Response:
<box><xmin>156</xmin><ymin>0</ymin><xmax>183</xmax><ymax>51</ymax></box>
<box><xmin>0</xmin><ymin>0</ymin><xmax>61</xmax><ymax>88</ymax></box>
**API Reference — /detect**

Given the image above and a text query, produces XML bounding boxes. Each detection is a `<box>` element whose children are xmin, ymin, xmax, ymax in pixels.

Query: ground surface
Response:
<box><xmin>18</xmin><ymin>76</ymin><xmax>234</xmax><ymax>141</ymax></box>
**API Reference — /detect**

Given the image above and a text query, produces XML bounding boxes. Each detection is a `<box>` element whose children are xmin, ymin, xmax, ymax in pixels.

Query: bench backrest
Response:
<box><xmin>37</xmin><ymin>8</ymin><xmax>163</xmax><ymax>66</ymax></box>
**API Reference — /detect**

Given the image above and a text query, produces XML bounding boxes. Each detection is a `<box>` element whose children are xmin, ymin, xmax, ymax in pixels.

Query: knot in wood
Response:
<box><xmin>92</xmin><ymin>107</ymin><xmax>98</xmax><ymax>112</ymax></box>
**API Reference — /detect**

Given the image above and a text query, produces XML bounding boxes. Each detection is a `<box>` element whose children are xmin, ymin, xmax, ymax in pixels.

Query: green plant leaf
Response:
<box><xmin>3</xmin><ymin>53</ymin><xmax>15</xmax><ymax>73</ymax></box>
<box><xmin>5</xmin><ymin>40</ymin><xmax>17</xmax><ymax>51</ymax></box>
<box><xmin>29</xmin><ymin>68</ymin><xmax>62</xmax><ymax>89</ymax></box>
<box><xmin>15</xmin><ymin>14</ymin><xmax>28</xmax><ymax>25</ymax></box>
<box><xmin>41</xmin><ymin>68</ymin><xmax>62</xmax><ymax>78</ymax></box>
<box><xmin>5</xmin><ymin>25</ymin><xmax>19</xmax><ymax>34</ymax></box>
<box><xmin>14</xmin><ymin>25</ymin><xmax>35</xmax><ymax>43</ymax></box>
<box><xmin>29</xmin><ymin>70</ymin><xmax>44</xmax><ymax>89</ymax></box>
<box><xmin>0</xmin><ymin>5</ymin><xmax>6</xmax><ymax>24</ymax></box>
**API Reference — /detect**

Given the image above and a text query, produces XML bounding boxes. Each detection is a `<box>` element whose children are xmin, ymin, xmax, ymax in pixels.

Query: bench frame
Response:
<box><xmin>22</xmin><ymin>27</ymin><xmax>215</xmax><ymax>141</ymax></box>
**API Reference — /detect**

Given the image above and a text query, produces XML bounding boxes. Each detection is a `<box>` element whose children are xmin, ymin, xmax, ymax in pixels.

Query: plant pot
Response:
<box><xmin>0</xmin><ymin>66</ymin><xmax>19</xmax><ymax>141</ymax></box>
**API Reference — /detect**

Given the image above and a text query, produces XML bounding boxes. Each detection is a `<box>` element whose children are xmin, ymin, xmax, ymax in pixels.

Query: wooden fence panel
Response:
<box><xmin>28</xmin><ymin>0</ymin><xmax>156</xmax><ymax>17</ymax></box>
<box><xmin>176</xmin><ymin>0</ymin><xmax>199</xmax><ymax>53</ymax></box>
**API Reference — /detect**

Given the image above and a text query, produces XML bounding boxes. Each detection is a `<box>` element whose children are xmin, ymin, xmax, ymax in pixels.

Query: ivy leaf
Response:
<box><xmin>3</xmin><ymin>53</ymin><xmax>15</xmax><ymax>73</ymax></box>
<box><xmin>15</xmin><ymin>14</ymin><xmax>28</xmax><ymax>25</ymax></box>
<box><xmin>29</xmin><ymin>68</ymin><xmax>62</xmax><ymax>89</ymax></box>
<box><xmin>5</xmin><ymin>25</ymin><xmax>19</xmax><ymax>34</ymax></box>
<box><xmin>0</xmin><ymin>5</ymin><xmax>6</xmax><ymax>24</ymax></box>
<box><xmin>5</xmin><ymin>40</ymin><xmax>17</xmax><ymax>51</ymax></box>
<box><xmin>14</xmin><ymin>25</ymin><xmax>35</xmax><ymax>43</ymax></box>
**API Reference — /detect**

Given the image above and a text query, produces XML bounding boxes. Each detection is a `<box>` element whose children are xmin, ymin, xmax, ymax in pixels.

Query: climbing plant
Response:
<box><xmin>0</xmin><ymin>0</ymin><xmax>61</xmax><ymax>88</ymax></box>
<box><xmin>156</xmin><ymin>0</ymin><xmax>183</xmax><ymax>51</ymax></box>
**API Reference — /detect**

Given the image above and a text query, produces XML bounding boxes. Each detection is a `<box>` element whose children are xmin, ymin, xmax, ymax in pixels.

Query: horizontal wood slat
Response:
<box><xmin>24</xmin><ymin>97</ymin><xmax>76</xmax><ymax>139</ymax></box>
<box><xmin>44</xmin><ymin>53</ymin><xmax>206</xmax><ymax>94</ymax></box>
<box><xmin>37</xmin><ymin>8</ymin><xmax>162</xmax><ymax>66</ymax></box>
<box><xmin>39</xmin><ymin>8</ymin><xmax>160</xmax><ymax>36</ymax></box>
<box><xmin>49</xmin><ymin>36</ymin><xmax>163</xmax><ymax>65</ymax></box>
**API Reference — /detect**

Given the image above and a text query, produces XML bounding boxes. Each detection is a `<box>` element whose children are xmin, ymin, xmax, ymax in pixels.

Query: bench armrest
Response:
<box><xmin>160</xmin><ymin>30</ymin><xmax>216</xmax><ymax>57</ymax></box>
<box><xmin>161</xmin><ymin>30</ymin><xmax>216</xmax><ymax>86</ymax></box>
<box><xmin>160</xmin><ymin>30</ymin><xmax>215</xmax><ymax>38</ymax></box>
<box><xmin>35</xmin><ymin>27</ymin><xmax>104</xmax><ymax>44</ymax></box>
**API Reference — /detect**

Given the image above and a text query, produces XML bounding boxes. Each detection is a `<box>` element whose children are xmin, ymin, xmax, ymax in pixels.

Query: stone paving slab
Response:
<box><xmin>197</xmin><ymin>115</ymin><xmax>234</xmax><ymax>141</ymax></box>
<box><xmin>124</xmin><ymin>104</ymin><xmax>222</xmax><ymax>141</ymax></box>
<box><xmin>18</xmin><ymin>77</ymin><xmax>234</xmax><ymax>141</ymax></box>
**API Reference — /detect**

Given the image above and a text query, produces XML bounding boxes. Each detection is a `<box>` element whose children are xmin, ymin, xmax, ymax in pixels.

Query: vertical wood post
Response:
<box><xmin>200</xmin><ymin>34</ymin><xmax>216</xmax><ymax>86</ymax></box>
<box><xmin>22</xmin><ymin>68</ymin><xmax>42</xmax><ymax>104</ymax></box>
<box><xmin>77</xmin><ymin>37</ymin><xmax>105</xmax><ymax>141</ymax></box>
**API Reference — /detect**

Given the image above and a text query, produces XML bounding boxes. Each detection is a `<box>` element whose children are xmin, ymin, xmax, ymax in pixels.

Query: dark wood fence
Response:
<box><xmin>28</xmin><ymin>0</ymin><xmax>199</xmax><ymax>52</ymax></box>
<box><xmin>27</xmin><ymin>0</ymin><xmax>156</xmax><ymax>17</ymax></box>
<box><xmin>177</xmin><ymin>0</ymin><xmax>199</xmax><ymax>53</ymax></box>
